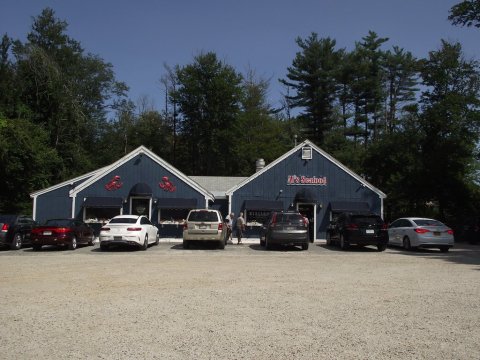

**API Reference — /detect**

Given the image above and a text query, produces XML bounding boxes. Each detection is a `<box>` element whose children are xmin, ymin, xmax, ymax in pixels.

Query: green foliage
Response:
<box><xmin>280</xmin><ymin>34</ymin><xmax>343</xmax><ymax>145</ymax></box>
<box><xmin>449</xmin><ymin>0</ymin><xmax>480</xmax><ymax>28</ymax></box>
<box><xmin>0</xmin><ymin>119</ymin><xmax>62</xmax><ymax>213</ymax></box>
<box><xmin>171</xmin><ymin>52</ymin><xmax>244</xmax><ymax>175</ymax></box>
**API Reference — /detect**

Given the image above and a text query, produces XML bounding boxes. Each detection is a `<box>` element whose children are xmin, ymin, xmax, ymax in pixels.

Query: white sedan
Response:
<box><xmin>99</xmin><ymin>215</ymin><xmax>159</xmax><ymax>251</ymax></box>
<box><xmin>388</xmin><ymin>217</ymin><xmax>454</xmax><ymax>252</ymax></box>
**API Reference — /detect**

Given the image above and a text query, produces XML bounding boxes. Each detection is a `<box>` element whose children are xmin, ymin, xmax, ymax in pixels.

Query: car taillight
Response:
<box><xmin>446</xmin><ymin>229</ymin><xmax>454</xmax><ymax>235</ymax></box>
<box><xmin>414</xmin><ymin>228</ymin><xmax>430</xmax><ymax>234</ymax></box>
<box><xmin>270</xmin><ymin>213</ymin><xmax>277</xmax><ymax>228</ymax></box>
<box><xmin>127</xmin><ymin>227</ymin><xmax>142</xmax><ymax>231</ymax></box>
<box><xmin>218</xmin><ymin>223</ymin><xmax>223</xmax><ymax>230</ymax></box>
<box><xmin>31</xmin><ymin>228</ymin><xmax>41</xmax><ymax>235</ymax></box>
<box><xmin>346</xmin><ymin>223</ymin><xmax>359</xmax><ymax>230</ymax></box>
<box><xmin>100</xmin><ymin>227</ymin><xmax>110</xmax><ymax>231</ymax></box>
<box><xmin>183</xmin><ymin>222</ymin><xmax>188</xmax><ymax>230</ymax></box>
<box><xmin>1</xmin><ymin>223</ymin><xmax>8</xmax><ymax>232</ymax></box>
<box><xmin>381</xmin><ymin>223</ymin><xmax>388</xmax><ymax>230</ymax></box>
<box><xmin>55</xmin><ymin>228</ymin><xmax>70</xmax><ymax>234</ymax></box>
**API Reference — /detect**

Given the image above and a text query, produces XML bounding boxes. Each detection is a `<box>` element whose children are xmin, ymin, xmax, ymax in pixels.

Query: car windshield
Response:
<box><xmin>351</xmin><ymin>215</ymin><xmax>383</xmax><ymax>226</ymax></box>
<box><xmin>276</xmin><ymin>214</ymin><xmax>304</xmax><ymax>223</ymax></box>
<box><xmin>188</xmin><ymin>211</ymin><xmax>219</xmax><ymax>222</ymax></box>
<box><xmin>413</xmin><ymin>219</ymin><xmax>445</xmax><ymax>227</ymax></box>
<box><xmin>45</xmin><ymin>219</ymin><xmax>73</xmax><ymax>227</ymax></box>
<box><xmin>109</xmin><ymin>217</ymin><xmax>138</xmax><ymax>224</ymax></box>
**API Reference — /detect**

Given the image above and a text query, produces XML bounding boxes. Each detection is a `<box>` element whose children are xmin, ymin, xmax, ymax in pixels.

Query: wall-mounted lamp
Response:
<box><xmin>153</xmin><ymin>198</ymin><xmax>158</xmax><ymax>204</ymax></box>
<box><xmin>123</xmin><ymin>198</ymin><xmax>128</xmax><ymax>204</ymax></box>
<box><xmin>279</xmin><ymin>189</ymin><xmax>283</xmax><ymax>194</ymax></box>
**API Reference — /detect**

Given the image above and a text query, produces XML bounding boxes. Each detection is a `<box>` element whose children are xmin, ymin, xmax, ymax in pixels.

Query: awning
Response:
<box><xmin>157</xmin><ymin>198</ymin><xmax>197</xmax><ymax>209</ymax></box>
<box><xmin>330</xmin><ymin>201</ymin><xmax>370</xmax><ymax>212</ymax></box>
<box><xmin>83</xmin><ymin>197</ymin><xmax>123</xmax><ymax>208</ymax></box>
<box><xmin>294</xmin><ymin>188</ymin><xmax>317</xmax><ymax>203</ymax></box>
<box><xmin>129</xmin><ymin>182</ymin><xmax>152</xmax><ymax>196</ymax></box>
<box><xmin>244</xmin><ymin>200</ymin><xmax>283</xmax><ymax>211</ymax></box>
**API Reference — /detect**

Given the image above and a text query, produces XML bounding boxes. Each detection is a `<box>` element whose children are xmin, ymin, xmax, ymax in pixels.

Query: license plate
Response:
<box><xmin>114</xmin><ymin>236</ymin><xmax>122</xmax><ymax>241</ymax></box>
<box><xmin>199</xmin><ymin>225</ymin><xmax>208</xmax><ymax>229</ymax></box>
<box><xmin>366</xmin><ymin>229</ymin><xmax>375</xmax><ymax>234</ymax></box>
<box><xmin>43</xmin><ymin>231</ymin><xmax>52</xmax><ymax>235</ymax></box>
<box><xmin>433</xmin><ymin>232</ymin><xmax>441</xmax><ymax>236</ymax></box>
<box><xmin>285</xmin><ymin>227</ymin><xmax>295</xmax><ymax>230</ymax></box>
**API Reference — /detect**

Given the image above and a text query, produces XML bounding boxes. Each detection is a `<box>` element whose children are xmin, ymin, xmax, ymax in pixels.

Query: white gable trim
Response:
<box><xmin>29</xmin><ymin>167</ymin><xmax>107</xmax><ymax>198</ymax></box>
<box><xmin>225</xmin><ymin>140</ymin><xmax>386</xmax><ymax>198</ymax></box>
<box><xmin>69</xmin><ymin>146</ymin><xmax>214</xmax><ymax>201</ymax></box>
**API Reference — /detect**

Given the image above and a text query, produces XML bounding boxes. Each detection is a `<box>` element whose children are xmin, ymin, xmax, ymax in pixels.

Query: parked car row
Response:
<box><xmin>0</xmin><ymin>214</ymin><xmax>160</xmax><ymax>251</ymax></box>
<box><xmin>0</xmin><ymin>211</ymin><xmax>459</xmax><ymax>253</ymax></box>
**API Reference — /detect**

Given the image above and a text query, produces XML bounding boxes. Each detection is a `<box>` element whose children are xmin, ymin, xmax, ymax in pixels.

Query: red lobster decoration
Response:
<box><xmin>105</xmin><ymin>175</ymin><xmax>123</xmax><ymax>191</ymax></box>
<box><xmin>159</xmin><ymin>176</ymin><xmax>176</xmax><ymax>192</ymax></box>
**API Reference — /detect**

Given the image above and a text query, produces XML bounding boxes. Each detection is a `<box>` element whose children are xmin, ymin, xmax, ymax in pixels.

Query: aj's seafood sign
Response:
<box><xmin>287</xmin><ymin>175</ymin><xmax>327</xmax><ymax>185</ymax></box>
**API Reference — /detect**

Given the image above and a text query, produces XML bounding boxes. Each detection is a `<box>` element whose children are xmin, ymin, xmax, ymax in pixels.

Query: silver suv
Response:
<box><xmin>182</xmin><ymin>209</ymin><xmax>227</xmax><ymax>249</ymax></box>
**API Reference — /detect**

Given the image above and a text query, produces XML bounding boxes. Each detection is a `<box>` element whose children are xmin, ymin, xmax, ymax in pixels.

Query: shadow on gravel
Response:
<box><xmin>90</xmin><ymin>245</ymin><xmax>148</xmax><ymax>253</ymax></box>
<box><xmin>387</xmin><ymin>243</ymin><xmax>480</xmax><ymax>269</ymax></box>
<box><xmin>249</xmin><ymin>244</ymin><xmax>304</xmax><ymax>252</ymax></box>
<box><xmin>170</xmin><ymin>242</ymin><xmax>226</xmax><ymax>250</ymax></box>
<box><xmin>318</xmin><ymin>244</ymin><xmax>380</xmax><ymax>252</ymax></box>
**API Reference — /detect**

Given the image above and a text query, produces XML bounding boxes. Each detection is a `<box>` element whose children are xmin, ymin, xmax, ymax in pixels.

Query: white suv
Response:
<box><xmin>182</xmin><ymin>209</ymin><xmax>227</xmax><ymax>249</ymax></box>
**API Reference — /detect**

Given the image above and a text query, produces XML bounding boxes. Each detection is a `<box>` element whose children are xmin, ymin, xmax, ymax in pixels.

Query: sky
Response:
<box><xmin>1</xmin><ymin>0</ymin><xmax>478</xmax><ymax>114</ymax></box>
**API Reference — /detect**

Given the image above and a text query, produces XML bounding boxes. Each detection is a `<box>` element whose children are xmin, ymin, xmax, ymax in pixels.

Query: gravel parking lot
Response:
<box><xmin>1</xmin><ymin>240</ymin><xmax>479</xmax><ymax>360</ymax></box>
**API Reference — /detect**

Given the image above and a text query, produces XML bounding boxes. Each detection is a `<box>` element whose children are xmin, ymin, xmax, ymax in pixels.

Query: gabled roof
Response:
<box><xmin>68</xmin><ymin>146</ymin><xmax>214</xmax><ymax>200</ymax></box>
<box><xmin>225</xmin><ymin>140</ymin><xmax>386</xmax><ymax>198</ymax></box>
<box><xmin>30</xmin><ymin>167</ymin><xmax>108</xmax><ymax>198</ymax></box>
<box><xmin>190</xmin><ymin>176</ymin><xmax>247</xmax><ymax>197</ymax></box>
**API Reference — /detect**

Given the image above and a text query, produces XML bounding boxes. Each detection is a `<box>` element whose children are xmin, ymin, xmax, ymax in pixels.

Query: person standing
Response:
<box><xmin>225</xmin><ymin>212</ymin><xmax>234</xmax><ymax>242</ymax></box>
<box><xmin>236</xmin><ymin>212</ymin><xmax>245</xmax><ymax>244</ymax></box>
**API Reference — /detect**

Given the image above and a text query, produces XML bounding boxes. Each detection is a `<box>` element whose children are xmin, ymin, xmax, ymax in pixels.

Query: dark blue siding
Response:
<box><xmin>231</xmin><ymin>148</ymin><xmax>382</xmax><ymax>239</ymax></box>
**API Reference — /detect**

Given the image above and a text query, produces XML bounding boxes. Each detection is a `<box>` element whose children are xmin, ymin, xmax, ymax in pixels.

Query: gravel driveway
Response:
<box><xmin>1</xmin><ymin>241</ymin><xmax>479</xmax><ymax>359</ymax></box>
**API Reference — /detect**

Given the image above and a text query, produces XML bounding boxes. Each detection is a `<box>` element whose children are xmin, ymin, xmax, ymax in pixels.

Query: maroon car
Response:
<box><xmin>31</xmin><ymin>219</ymin><xmax>95</xmax><ymax>251</ymax></box>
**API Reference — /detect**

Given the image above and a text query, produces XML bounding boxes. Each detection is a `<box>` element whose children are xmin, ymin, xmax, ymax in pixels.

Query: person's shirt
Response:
<box><xmin>225</xmin><ymin>215</ymin><xmax>232</xmax><ymax>226</ymax></box>
<box><xmin>236</xmin><ymin>216</ymin><xmax>245</xmax><ymax>227</ymax></box>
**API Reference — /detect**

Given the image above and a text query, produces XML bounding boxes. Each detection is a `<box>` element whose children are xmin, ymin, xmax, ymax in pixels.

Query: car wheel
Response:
<box><xmin>403</xmin><ymin>236</ymin><xmax>412</xmax><ymax>251</ymax></box>
<box><xmin>326</xmin><ymin>232</ymin><xmax>332</xmax><ymax>246</ymax></box>
<box><xmin>439</xmin><ymin>246</ymin><xmax>449</xmax><ymax>253</ymax></box>
<box><xmin>260</xmin><ymin>235</ymin><xmax>265</xmax><ymax>247</ymax></box>
<box><xmin>11</xmin><ymin>233</ymin><xmax>23</xmax><ymax>250</ymax></box>
<box><xmin>218</xmin><ymin>240</ymin><xmax>225</xmax><ymax>249</ymax></box>
<box><xmin>340</xmin><ymin>234</ymin><xmax>349</xmax><ymax>250</ymax></box>
<box><xmin>301</xmin><ymin>242</ymin><xmax>309</xmax><ymax>250</ymax></box>
<box><xmin>377</xmin><ymin>244</ymin><xmax>387</xmax><ymax>252</ymax></box>
<box><xmin>32</xmin><ymin>244</ymin><xmax>42</xmax><ymax>251</ymax></box>
<box><xmin>155</xmin><ymin>232</ymin><xmax>160</xmax><ymax>245</ymax></box>
<box><xmin>88</xmin><ymin>234</ymin><xmax>95</xmax><ymax>246</ymax></box>
<box><xmin>141</xmin><ymin>234</ymin><xmax>148</xmax><ymax>251</ymax></box>
<box><xmin>265</xmin><ymin>235</ymin><xmax>271</xmax><ymax>250</ymax></box>
<box><xmin>100</xmin><ymin>243</ymin><xmax>108</xmax><ymax>251</ymax></box>
<box><xmin>183</xmin><ymin>240</ymin><xmax>190</xmax><ymax>249</ymax></box>
<box><xmin>68</xmin><ymin>236</ymin><xmax>77</xmax><ymax>250</ymax></box>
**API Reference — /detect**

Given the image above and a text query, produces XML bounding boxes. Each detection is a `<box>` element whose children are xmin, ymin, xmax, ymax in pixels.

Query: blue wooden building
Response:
<box><xmin>30</xmin><ymin>140</ymin><xmax>386</xmax><ymax>240</ymax></box>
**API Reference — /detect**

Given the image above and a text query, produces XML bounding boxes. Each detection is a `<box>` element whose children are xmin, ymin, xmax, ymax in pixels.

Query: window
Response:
<box><xmin>84</xmin><ymin>207</ymin><xmax>121</xmax><ymax>223</ymax></box>
<box><xmin>245</xmin><ymin>210</ymin><xmax>271</xmax><ymax>225</ymax></box>
<box><xmin>301</xmin><ymin>146</ymin><xmax>312</xmax><ymax>160</ymax></box>
<box><xmin>159</xmin><ymin>208</ymin><xmax>190</xmax><ymax>224</ymax></box>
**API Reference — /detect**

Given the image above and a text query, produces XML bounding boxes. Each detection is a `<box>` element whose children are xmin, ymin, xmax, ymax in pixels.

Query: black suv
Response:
<box><xmin>0</xmin><ymin>215</ymin><xmax>37</xmax><ymax>250</ymax></box>
<box><xmin>259</xmin><ymin>211</ymin><xmax>309</xmax><ymax>250</ymax></box>
<box><xmin>326</xmin><ymin>212</ymin><xmax>388</xmax><ymax>251</ymax></box>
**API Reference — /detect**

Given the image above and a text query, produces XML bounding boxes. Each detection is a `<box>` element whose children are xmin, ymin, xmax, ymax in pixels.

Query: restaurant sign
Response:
<box><xmin>287</xmin><ymin>175</ymin><xmax>327</xmax><ymax>186</ymax></box>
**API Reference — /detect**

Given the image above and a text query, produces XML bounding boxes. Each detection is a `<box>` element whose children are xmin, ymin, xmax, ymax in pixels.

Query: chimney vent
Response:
<box><xmin>255</xmin><ymin>158</ymin><xmax>265</xmax><ymax>172</ymax></box>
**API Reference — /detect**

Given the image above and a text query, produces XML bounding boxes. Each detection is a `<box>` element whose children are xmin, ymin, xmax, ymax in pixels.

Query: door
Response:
<box><xmin>131</xmin><ymin>197</ymin><xmax>152</xmax><ymax>219</ymax></box>
<box><xmin>297</xmin><ymin>203</ymin><xmax>315</xmax><ymax>242</ymax></box>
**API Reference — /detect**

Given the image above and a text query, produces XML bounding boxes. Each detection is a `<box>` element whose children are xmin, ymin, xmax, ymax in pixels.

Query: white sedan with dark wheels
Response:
<box><xmin>388</xmin><ymin>217</ymin><xmax>454</xmax><ymax>252</ymax></box>
<box><xmin>99</xmin><ymin>215</ymin><xmax>159</xmax><ymax>251</ymax></box>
